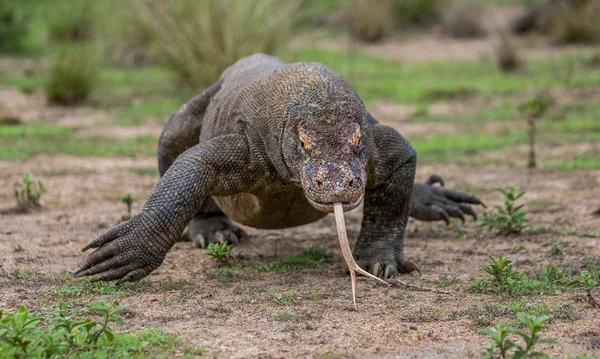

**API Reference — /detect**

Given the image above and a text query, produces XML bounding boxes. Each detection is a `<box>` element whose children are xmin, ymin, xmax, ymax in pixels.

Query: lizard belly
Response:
<box><xmin>213</xmin><ymin>186</ymin><xmax>328</xmax><ymax>229</ymax></box>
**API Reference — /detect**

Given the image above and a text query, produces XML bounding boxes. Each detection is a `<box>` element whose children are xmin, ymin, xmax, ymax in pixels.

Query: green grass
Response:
<box><xmin>0</xmin><ymin>302</ymin><xmax>200</xmax><ymax>358</ymax></box>
<box><xmin>270</xmin><ymin>291</ymin><xmax>299</xmax><ymax>306</ymax></box>
<box><xmin>408</xmin><ymin>100</ymin><xmax>600</xmax><ymax>164</ymax></box>
<box><xmin>470</xmin><ymin>257</ymin><xmax>600</xmax><ymax>297</ymax></box>
<box><xmin>550</xmin><ymin>152</ymin><xmax>600</xmax><ymax>170</ymax></box>
<box><xmin>501</xmin><ymin>299</ymin><xmax>578</xmax><ymax>321</ymax></box>
<box><xmin>259</xmin><ymin>246</ymin><xmax>331</xmax><ymax>272</ymax></box>
<box><xmin>410</xmin><ymin>130</ymin><xmax>526</xmax><ymax>163</ymax></box>
<box><xmin>291</xmin><ymin>49</ymin><xmax>600</xmax><ymax>104</ymax></box>
<box><xmin>129</xmin><ymin>167</ymin><xmax>159</xmax><ymax>177</ymax></box>
<box><xmin>98</xmin><ymin>67</ymin><xmax>176</xmax><ymax>102</ymax></box>
<box><xmin>0</xmin><ymin>123</ymin><xmax>157</xmax><ymax>160</ymax></box>
<box><xmin>206</xmin><ymin>246</ymin><xmax>332</xmax><ymax>282</ymax></box>
<box><xmin>46</xmin><ymin>277</ymin><xmax>144</xmax><ymax>297</ymax></box>
<box><xmin>114</xmin><ymin>97</ymin><xmax>180</xmax><ymax>126</ymax></box>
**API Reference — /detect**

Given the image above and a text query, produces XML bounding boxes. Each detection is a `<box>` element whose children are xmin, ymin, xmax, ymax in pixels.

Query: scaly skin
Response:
<box><xmin>73</xmin><ymin>54</ymin><xmax>485</xmax><ymax>283</ymax></box>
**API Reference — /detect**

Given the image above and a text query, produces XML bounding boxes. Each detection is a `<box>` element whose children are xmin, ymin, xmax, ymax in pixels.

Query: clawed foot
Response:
<box><xmin>180</xmin><ymin>215</ymin><xmax>246</xmax><ymax>248</ymax></box>
<box><xmin>355</xmin><ymin>258</ymin><xmax>421</xmax><ymax>279</ymax></box>
<box><xmin>411</xmin><ymin>174</ymin><xmax>486</xmax><ymax>225</ymax></box>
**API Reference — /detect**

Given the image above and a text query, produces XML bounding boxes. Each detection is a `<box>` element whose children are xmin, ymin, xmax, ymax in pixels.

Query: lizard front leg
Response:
<box><xmin>353</xmin><ymin>125</ymin><xmax>420</xmax><ymax>279</ymax></box>
<box><xmin>411</xmin><ymin>175</ymin><xmax>486</xmax><ymax>224</ymax></box>
<box><xmin>72</xmin><ymin>134</ymin><xmax>261</xmax><ymax>283</ymax></box>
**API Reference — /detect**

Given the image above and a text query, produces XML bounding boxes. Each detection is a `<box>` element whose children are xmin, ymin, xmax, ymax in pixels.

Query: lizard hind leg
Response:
<box><xmin>179</xmin><ymin>197</ymin><xmax>247</xmax><ymax>248</ymax></box>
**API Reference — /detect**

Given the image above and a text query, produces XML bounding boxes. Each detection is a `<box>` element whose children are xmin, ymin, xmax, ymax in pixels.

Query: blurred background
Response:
<box><xmin>0</xmin><ymin>0</ymin><xmax>598</xmax><ymax>167</ymax></box>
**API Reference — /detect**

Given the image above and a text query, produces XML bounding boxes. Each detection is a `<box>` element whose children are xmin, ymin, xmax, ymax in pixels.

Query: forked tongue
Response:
<box><xmin>333</xmin><ymin>202</ymin><xmax>388</xmax><ymax>308</ymax></box>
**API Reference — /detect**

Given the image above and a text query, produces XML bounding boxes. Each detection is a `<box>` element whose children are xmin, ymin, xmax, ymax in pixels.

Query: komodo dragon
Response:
<box><xmin>73</xmin><ymin>54</ymin><xmax>485</xmax><ymax>283</ymax></box>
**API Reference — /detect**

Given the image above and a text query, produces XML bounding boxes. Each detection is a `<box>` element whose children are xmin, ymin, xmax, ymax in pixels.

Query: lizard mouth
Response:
<box><xmin>306</xmin><ymin>193</ymin><xmax>364</xmax><ymax>213</ymax></box>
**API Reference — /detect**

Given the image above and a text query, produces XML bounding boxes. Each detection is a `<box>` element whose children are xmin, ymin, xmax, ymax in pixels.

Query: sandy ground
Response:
<box><xmin>1</xmin><ymin>136</ymin><xmax>599</xmax><ymax>358</ymax></box>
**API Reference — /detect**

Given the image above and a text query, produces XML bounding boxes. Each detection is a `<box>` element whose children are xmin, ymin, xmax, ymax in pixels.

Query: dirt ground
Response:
<box><xmin>1</xmin><ymin>124</ymin><xmax>599</xmax><ymax>358</ymax></box>
<box><xmin>1</xmin><ymin>26</ymin><xmax>600</xmax><ymax>358</ymax></box>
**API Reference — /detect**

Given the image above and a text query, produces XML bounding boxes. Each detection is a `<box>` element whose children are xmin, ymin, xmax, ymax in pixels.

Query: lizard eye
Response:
<box><xmin>300</xmin><ymin>140</ymin><xmax>305</xmax><ymax>149</ymax></box>
<box><xmin>353</xmin><ymin>130</ymin><xmax>361</xmax><ymax>153</ymax></box>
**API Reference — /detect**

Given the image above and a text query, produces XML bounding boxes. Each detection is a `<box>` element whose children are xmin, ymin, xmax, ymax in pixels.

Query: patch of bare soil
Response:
<box><xmin>0</xmin><ymin>86</ymin><xmax>109</xmax><ymax>126</ymax></box>
<box><xmin>76</xmin><ymin>125</ymin><xmax>164</xmax><ymax>140</ymax></box>
<box><xmin>1</xmin><ymin>150</ymin><xmax>599</xmax><ymax>358</ymax></box>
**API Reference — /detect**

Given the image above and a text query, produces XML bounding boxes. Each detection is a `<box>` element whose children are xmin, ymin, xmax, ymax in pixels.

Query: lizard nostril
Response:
<box><xmin>348</xmin><ymin>178</ymin><xmax>354</xmax><ymax>188</ymax></box>
<box><xmin>316</xmin><ymin>180</ymin><xmax>323</xmax><ymax>189</ymax></box>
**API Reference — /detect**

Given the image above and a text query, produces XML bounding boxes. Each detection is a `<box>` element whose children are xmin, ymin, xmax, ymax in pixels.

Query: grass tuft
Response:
<box><xmin>131</xmin><ymin>0</ymin><xmax>299</xmax><ymax>91</ymax></box>
<box><xmin>46</xmin><ymin>46</ymin><xmax>98</xmax><ymax>106</ymax></box>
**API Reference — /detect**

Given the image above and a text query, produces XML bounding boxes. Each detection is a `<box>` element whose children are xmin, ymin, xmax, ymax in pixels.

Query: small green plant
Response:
<box><xmin>479</xmin><ymin>188</ymin><xmax>528</xmax><ymax>235</ymax></box>
<box><xmin>270</xmin><ymin>291</ymin><xmax>299</xmax><ymax>306</ymax></box>
<box><xmin>279</xmin><ymin>310</ymin><xmax>298</xmax><ymax>322</ymax></box>
<box><xmin>0</xmin><ymin>306</ymin><xmax>43</xmax><ymax>352</ymax></box>
<box><xmin>567</xmin><ymin>270</ymin><xmax>599</xmax><ymax>308</ymax></box>
<box><xmin>260</xmin><ymin>246</ymin><xmax>331</xmax><ymax>272</ymax></box>
<box><xmin>471</xmin><ymin>257</ymin><xmax>575</xmax><ymax>297</ymax></box>
<box><xmin>0</xmin><ymin>302</ymin><xmax>192</xmax><ymax>357</ymax></box>
<box><xmin>519</xmin><ymin>95</ymin><xmax>551</xmax><ymax>119</ymax></box>
<box><xmin>15</xmin><ymin>268</ymin><xmax>32</xmax><ymax>279</ymax></box>
<box><xmin>482</xmin><ymin>255</ymin><xmax>520</xmax><ymax>286</ymax></box>
<box><xmin>45</xmin><ymin>46</ymin><xmax>98</xmax><ymax>106</ymax></box>
<box><xmin>550</xmin><ymin>240</ymin><xmax>563</xmax><ymax>256</ymax></box>
<box><xmin>14</xmin><ymin>172</ymin><xmax>45</xmax><ymax>210</ymax></box>
<box><xmin>482</xmin><ymin>313</ymin><xmax>557</xmax><ymax>359</ymax></box>
<box><xmin>84</xmin><ymin>300</ymin><xmax>128</xmax><ymax>343</ymax></box>
<box><xmin>206</xmin><ymin>242</ymin><xmax>234</xmax><ymax>264</ymax></box>
<box><xmin>121</xmin><ymin>193</ymin><xmax>134</xmax><ymax>219</ymax></box>
<box><xmin>519</xmin><ymin>94</ymin><xmax>551</xmax><ymax>168</ymax></box>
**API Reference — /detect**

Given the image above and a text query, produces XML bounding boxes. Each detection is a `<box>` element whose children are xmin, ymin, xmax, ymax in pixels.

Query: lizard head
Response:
<box><xmin>283</xmin><ymin>85</ymin><xmax>370</xmax><ymax>213</ymax></box>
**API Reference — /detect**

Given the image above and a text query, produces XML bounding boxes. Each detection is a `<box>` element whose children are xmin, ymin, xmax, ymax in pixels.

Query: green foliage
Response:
<box><xmin>519</xmin><ymin>94</ymin><xmax>552</xmax><ymax>118</ymax></box>
<box><xmin>270</xmin><ymin>291</ymin><xmax>299</xmax><ymax>306</ymax></box>
<box><xmin>550</xmin><ymin>152</ymin><xmax>600</xmax><ymax>170</ymax></box>
<box><xmin>47</xmin><ymin>277</ymin><xmax>141</xmax><ymax>297</ymax></box>
<box><xmin>46</xmin><ymin>0</ymin><xmax>95</xmax><ymax>43</ymax></box>
<box><xmin>14</xmin><ymin>172</ymin><xmax>45</xmax><ymax>210</ymax></box>
<box><xmin>260</xmin><ymin>246</ymin><xmax>331</xmax><ymax>272</ymax></box>
<box><xmin>130</xmin><ymin>167</ymin><xmax>159</xmax><ymax>177</ymax></box>
<box><xmin>550</xmin><ymin>240</ymin><xmax>563</xmax><ymax>256</ymax></box>
<box><xmin>15</xmin><ymin>268</ymin><xmax>32</xmax><ymax>279</ymax></box>
<box><xmin>392</xmin><ymin>0</ymin><xmax>443</xmax><ymax>27</ymax></box>
<box><xmin>279</xmin><ymin>311</ymin><xmax>298</xmax><ymax>322</ymax></box>
<box><xmin>482</xmin><ymin>255</ymin><xmax>520</xmax><ymax>285</ymax></box>
<box><xmin>501</xmin><ymin>299</ymin><xmax>577</xmax><ymax>321</ymax></box>
<box><xmin>482</xmin><ymin>314</ymin><xmax>557</xmax><ymax>359</ymax></box>
<box><xmin>0</xmin><ymin>2</ymin><xmax>30</xmax><ymax>52</ymax></box>
<box><xmin>0</xmin><ymin>122</ymin><xmax>157</xmax><ymax>160</ymax></box>
<box><xmin>121</xmin><ymin>193</ymin><xmax>134</xmax><ymax>218</ymax></box>
<box><xmin>479</xmin><ymin>188</ymin><xmax>528</xmax><ymax>235</ymax></box>
<box><xmin>567</xmin><ymin>270</ymin><xmax>599</xmax><ymax>307</ymax></box>
<box><xmin>0</xmin><ymin>302</ymin><xmax>193</xmax><ymax>358</ymax></box>
<box><xmin>206</xmin><ymin>242</ymin><xmax>234</xmax><ymax>264</ymax></box>
<box><xmin>131</xmin><ymin>0</ymin><xmax>299</xmax><ymax>91</ymax></box>
<box><xmin>46</xmin><ymin>46</ymin><xmax>98</xmax><ymax>106</ymax></box>
<box><xmin>0</xmin><ymin>306</ymin><xmax>44</xmax><ymax>353</ymax></box>
<box><xmin>470</xmin><ymin>255</ymin><xmax>596</xmax><ymax>297</ymax></box>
